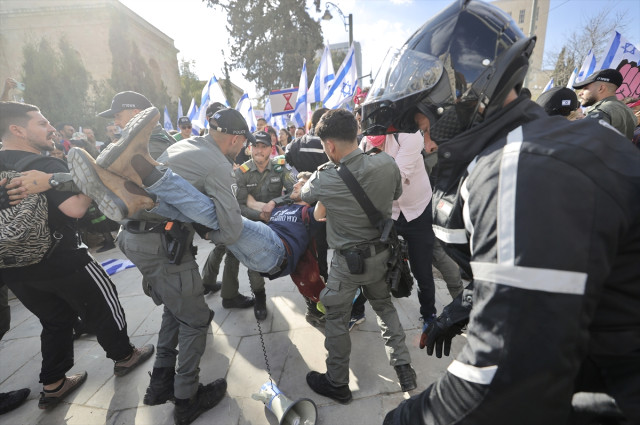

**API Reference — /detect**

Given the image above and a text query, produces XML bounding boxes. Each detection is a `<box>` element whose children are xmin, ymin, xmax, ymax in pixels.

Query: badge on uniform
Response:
<box><xmin>240</xmin><ymin>163</ymin><xmax>250</xmax><ymax>173</ymax></box>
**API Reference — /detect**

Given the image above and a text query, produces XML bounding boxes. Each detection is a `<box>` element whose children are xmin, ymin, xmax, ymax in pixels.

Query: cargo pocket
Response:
<box><xmin>319</xmin><ymin>278</ymin><xmax>342</xmax><ymax>307</ymax></box>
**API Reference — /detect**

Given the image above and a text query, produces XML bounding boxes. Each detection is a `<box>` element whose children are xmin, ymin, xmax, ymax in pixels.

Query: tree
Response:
<box><xmin>179</xmin><ymin>59</ymin><xmax>203</xmax><ymax>111</ymax></box>
<box><xmin>21</xmin><ymin>36</ymin><xmax>91</xmax><ymax>127</ymax></box>
<box><xmin>204</xmin><ymin>0</ymin><xmax>324</xmax><ymax>96</ymax></box>
<box><xmin>544</xmin><ymin>9</ymin><xmax>629</xmax><ymax>86</ymax></box>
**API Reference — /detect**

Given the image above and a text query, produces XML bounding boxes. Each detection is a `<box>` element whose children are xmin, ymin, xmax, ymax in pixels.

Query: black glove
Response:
<box><xmin>419</xmin><ymin>290</ymin><xmax>471</xmax><ymax>357</ymax></box>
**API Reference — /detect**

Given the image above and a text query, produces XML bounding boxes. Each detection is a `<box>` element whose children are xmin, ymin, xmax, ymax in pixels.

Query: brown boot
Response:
<box><xmin>68</xmin><ymin>148</ymin><xmax>155</xmax><ymax>222</ymax></box>
<box><xmin>96</xmin><ymin>106</ymin><xmax>160</xmax><ymax>186</ymax></box>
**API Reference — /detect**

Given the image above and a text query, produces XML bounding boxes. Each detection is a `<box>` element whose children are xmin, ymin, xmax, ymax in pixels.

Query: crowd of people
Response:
<box><xmin>1</xmin><ymin>0</ymin><xmax>639</xmax><ymax>424</ymax></box>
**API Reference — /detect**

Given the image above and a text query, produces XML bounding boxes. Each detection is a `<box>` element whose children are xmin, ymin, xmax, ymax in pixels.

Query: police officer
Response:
<box><xmin>573</xmin><ymin>68</ymin><xmax>637</xmax><ymax>139</ymax></box>
<box><xmin>221</xmin><ymin>130</ymin><xmax>294</xmax><ymax>320</ymax></box>
<box><xmin>359</xmin><ymin>1</ymin><xmax>640</xmax><ymax>423</ymax></box>
<box><xmin>300</xmin><ymin>109</ymin><xmax>416</xmax><ymax>403</ymax></box>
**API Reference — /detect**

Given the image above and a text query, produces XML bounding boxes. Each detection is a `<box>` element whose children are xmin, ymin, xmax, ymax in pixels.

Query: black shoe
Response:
<box><xmin>174</xmin><ymin>379</ymin><xmax>227</xmax><ymax>425</ymax></box>
<box><xmin>203</xmin><ymin>281</ymin><xmax>222</xmax><ymax>295</ymax></box>
<box><xmin>143</xmin><ymin>367</ymin><xmax>175</xmax><ymax>406</ymax></box>
<box><xmin>221</xmin><ymin>294</ymin><xmax>254</xmax><ymax>309</ymax></box>
<box><xmin>253</xmin><ymin>290</ymin><xmax>267</xmax><ymax>321</ymax></box>
<box><xmin>306</xmin><ymin>371</ymin><xmax>352</xmax><ymax>404</ymax></box>
<box><xmin>394</xmin><ymin>364</ymin><xmax>417</xmax><ymax>392</ymax></box>
<box><xmin>0</xmin><ymin>388</ymin><xmax>30</xmax><ymax>414</ymax></box>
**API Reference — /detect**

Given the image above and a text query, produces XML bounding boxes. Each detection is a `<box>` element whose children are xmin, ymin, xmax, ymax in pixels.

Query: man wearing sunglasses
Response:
<box><xmin>174</xmin><ymin>116</ymin><xmax>193</xmax><ymax>141</ymax></box>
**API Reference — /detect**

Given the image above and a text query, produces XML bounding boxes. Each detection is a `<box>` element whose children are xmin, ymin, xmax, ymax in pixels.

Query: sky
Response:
<box><xmin>119</xmin><ymin>0</ymin><xmax>640</xmax><ymax>102</ymax></box>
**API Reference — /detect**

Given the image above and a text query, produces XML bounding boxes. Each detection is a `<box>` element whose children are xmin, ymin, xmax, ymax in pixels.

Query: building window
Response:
<box><xmin>519</xmin><ymin>9</ymin><xmax>525</xmax><ymax>23</ymax></box>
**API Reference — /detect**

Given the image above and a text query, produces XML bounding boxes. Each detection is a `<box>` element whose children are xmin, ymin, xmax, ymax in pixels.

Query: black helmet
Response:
<box><xmin>361</xmin><ymin>0</ymin><xmax>535</xmax><ymax>143</ymax></box>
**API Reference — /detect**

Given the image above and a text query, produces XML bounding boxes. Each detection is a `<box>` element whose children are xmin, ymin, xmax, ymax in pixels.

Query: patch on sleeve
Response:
<box><xmin>239</xmin><ymin>163</ymin><xmax>250</xmax><ymax>173</ymax></box>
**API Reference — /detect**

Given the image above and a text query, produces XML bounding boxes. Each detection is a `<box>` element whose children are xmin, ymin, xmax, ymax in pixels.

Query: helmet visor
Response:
<box><xmin>366</xmin><ymin>48</ymin><xmax>444</xmax><ymax>106</ymax></box>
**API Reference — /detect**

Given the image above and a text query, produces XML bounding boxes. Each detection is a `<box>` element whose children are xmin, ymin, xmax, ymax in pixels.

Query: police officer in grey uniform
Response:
<box><xmin>300</xmin><ymin>109</ymin><xmax>416</xmax><ymax>403</ymax></box>
<box><xmin>105</xmin><ymin>108</ymin><xmax>251</xmax><ymax>424</ymax></box>
<box><xmin>573</xmin><ymin>69</ymin><xmax>637</xmax><ymax>140</ymax></box>
<box><xmin>221</xmin><ymin>130</ymin><xmax>294</xmax><ymax>320</ymax></box>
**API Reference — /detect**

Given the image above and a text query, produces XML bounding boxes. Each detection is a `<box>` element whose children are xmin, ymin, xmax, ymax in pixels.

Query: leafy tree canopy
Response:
<box><xmin>204</xmin><ymin>0</ymin><xmax>324</xmax><ymax>96</ymax></box>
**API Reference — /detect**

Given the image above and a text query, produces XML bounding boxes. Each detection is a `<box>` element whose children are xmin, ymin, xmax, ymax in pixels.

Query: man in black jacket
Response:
<box><xmin>361</xmin><ymin>1</ymin><xmax>640</xmax><ymax>424</ymax></box>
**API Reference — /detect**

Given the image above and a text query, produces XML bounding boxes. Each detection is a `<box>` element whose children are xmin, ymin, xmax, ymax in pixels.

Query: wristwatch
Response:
<box><xmin>49</xmin><ymin>175</ymin><xmax>60</xmax><ymax>188</ymax></box>
<box><xmin>48</xmin><ymin>173</ymin><xmax>73</xmax><ymax>189</ymax></box>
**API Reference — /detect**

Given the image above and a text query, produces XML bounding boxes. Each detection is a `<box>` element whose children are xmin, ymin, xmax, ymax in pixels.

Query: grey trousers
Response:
<box><xmin>118</xmin><ymin>230</ymin><xmax>212</xmax><ymax>399</ymax></box>
<box><xmin>201</xmin><ymin>244</ymin><xmax>226</xmax><ymax>286</ymax></box>
<box><xmin>221</xmin><ymin>251</ymin><xmax>265</xmax><ymax>299</ymax></box>
<box><xmin>321</xmin><ymin>248</ymin><xmax>411</xmax><ymax>386</ymax></box>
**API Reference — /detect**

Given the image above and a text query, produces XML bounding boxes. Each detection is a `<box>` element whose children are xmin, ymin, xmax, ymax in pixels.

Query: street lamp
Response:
<box><xmin>322</xmin><ymin>2</ymin><xmax>353</xmax><ymax>47</ymax></box>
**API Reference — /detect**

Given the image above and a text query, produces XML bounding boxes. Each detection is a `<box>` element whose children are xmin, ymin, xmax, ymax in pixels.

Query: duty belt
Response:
<box><xmin>125</xmin><ymin>220</ymin><xmax>166</xmax><ymax>234</ymax></box>
<box><xmin>339</xmin><ymin>242</ymin><xmax>388</xmax><ymax>259</ymax></box>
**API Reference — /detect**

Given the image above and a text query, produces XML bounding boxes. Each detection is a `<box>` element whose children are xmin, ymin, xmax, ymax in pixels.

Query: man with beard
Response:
<box><xmin>573</xmin><ymin>68</ymin><xmax>636</xmax><ymax>140</ymax></box>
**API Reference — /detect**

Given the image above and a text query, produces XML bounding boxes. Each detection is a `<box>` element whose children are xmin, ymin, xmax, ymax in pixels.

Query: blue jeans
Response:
<box><xmin>146</xmin><ymin>169</ymin><xmax>286</xmax><ymax>274</ymax></box>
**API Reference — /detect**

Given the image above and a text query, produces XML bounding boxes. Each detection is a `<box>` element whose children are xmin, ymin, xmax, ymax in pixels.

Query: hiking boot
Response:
<box><xmin>203</xmin><ymin>281</ymin><xmax>222</xmax><ymax>295</ymax></box>
<box><xmin>68</xmin><ymin>148</ymin><xmax>155</xmax><ymax>222</ymax></box>
<box><xmin>143</xmin><ymin>367</ymin><xmax>175</xmax><ymax>406</ymax></box>
<box><xmin>222</xmin><ymin>294</ymin><xmax>254</xmax><ymax>309</ymax></box>
<box><xmin>348</xmin><ymin>313</ymin><xmax>366</xmax><ymax>332</ymax></box>
<box><xmin>0</xmin><ymin>388</ymin><xmax>30</xmax><ymax>414</ymax></box>
<box><xmin>394</xmin><ymin>364</ymin><xmax>417</xmax><ymax>392</ymax></box>
<box><xmin>96</xmin><ymin>107</ymin><xmax>160</xmax><ymax>186</ymax></box>
<box><xmin>253</xmin><ymin>290</ymin><xmax>267</xmax><ymax>321</ymax></box>
<box><xmin>114</xmin><ymin>344</ymin><xmax>155</xmax><ymax>377</ymax></box>
<box><xmin>174</xmin><ymin>379</ymin><xmax>227</xmax><ymax>425</ymax></box>
<box><xmin>306</xmin><ymin>371</ymin><xmax>352</xmax><ymax>404</ymax></box>
<box><xmin>38</xmin><ymin>372</ymin><xmax>87</xmax><ymax>409</ymax></box>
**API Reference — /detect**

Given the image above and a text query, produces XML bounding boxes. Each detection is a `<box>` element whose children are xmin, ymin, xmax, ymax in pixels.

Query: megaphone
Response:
<box><xmin>252</xmin><ymin>381</ymin><xmax>318</xmax><ymax>425</ymax></box>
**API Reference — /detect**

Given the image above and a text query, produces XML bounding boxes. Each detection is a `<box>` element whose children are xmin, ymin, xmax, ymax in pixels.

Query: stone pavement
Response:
<box><xmin>0</xmin><ymin>237</ymin><xmax>465</xmax><ymax>425</ymax></box>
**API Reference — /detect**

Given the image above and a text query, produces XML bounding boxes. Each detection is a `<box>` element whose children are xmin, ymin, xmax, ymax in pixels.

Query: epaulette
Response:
<box><xmin>318</xmin><ymin>161</ymin><xmax>335</xmax><ymax>171</ymax></box>
<box><xmin>239</xmin><ymin>161</ymin><xmax>251</xmax><ymax>173</ymax></box>
<box><xmin>271</xmin><ymin>155</ymin><xmax>286</xmax><ymax>172</ymax></box>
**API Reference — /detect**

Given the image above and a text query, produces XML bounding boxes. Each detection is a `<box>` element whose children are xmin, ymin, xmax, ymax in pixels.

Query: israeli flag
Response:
<box><xmin>195</xmin><ymin>75</ymin><xmax>229</xmax><ymax>131</ymax></box>
<box><xmin>324</xmin><ymin>44</ymin><xmax>357</xmax><ymax>109</ymax></box>
<box><xmin>177</xmin><ymin>98</ymin><xmax>184</xmax><ymax>124</ymax></box>
<box><xmin>187</xmin><ymin>98</ymin><xmax>200</xmax><ymax>135</ymax></box>
<box><xmin>308</xmin><ymin>45</ymin><xmax>335</xmax><ymax>104</ymax></box>
<box><xmin>597</xmin><ymin>31</ymin><xmax>640</xmax><ymax>71</ymax></box>
<box><xmin>575</xmin><ymin>50</ymin><xmax>597</xmax><ymax>85</ymax></box>
<box><xmin>293</xmin><ymin>59</ymin><xmax>309</xmax><ymax>128</ymax></box>
<box><xmin>235</xmin><ymin>93</ymin><xmax>257</xmax><ymax>132</ymax></box>
<box><xmin>566</xmin><ymin>67</ymin><xmax>578</xmax><ymax>88</ymax></box>
<box><xmin>542</xmin><ymin>77</ymin><xmax>554</xmax><ymax>93</ymax></box>
<box><xmin>100</xmin><ymin>259</ymin><xmax>136</xmax><ymax>276</ymax></box>
<box><xmin>163</xmin><ymin>106</ymin><xmax>174</xmax><ymax>131</ymax></box>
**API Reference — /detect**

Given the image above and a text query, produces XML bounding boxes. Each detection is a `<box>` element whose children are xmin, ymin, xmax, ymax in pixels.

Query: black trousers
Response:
<box><xmin>6</xmin><ymin>258</ymin><xmax>132</xmax><ymax>385</ymax></box>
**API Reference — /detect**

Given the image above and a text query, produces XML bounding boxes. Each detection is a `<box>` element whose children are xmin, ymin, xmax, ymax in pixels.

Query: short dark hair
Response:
<box><xmin>311</xmin><ymin>107</ymin><xmax>329</xmax><ymax>128</ymax></box>
<box><xmin>0</xmin><ymin>101</ymin><xmax>39</xmax><ymax>138</ymax></box>
<box><xmin>315</xmin><ymin>109</ymin><xmax>357</xmax><ymax>144</ymax></box>
<box><xmin>257</xmin><ymin>117</ymin><xmax>267</xmax><ymax>123</ymax></box>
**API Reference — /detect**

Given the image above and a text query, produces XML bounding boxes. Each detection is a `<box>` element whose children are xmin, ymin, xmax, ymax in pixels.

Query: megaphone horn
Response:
<box><xmin>252</xmin><ymin>381</ymin><xmax>318</xmax><ymax>425</ymax></box>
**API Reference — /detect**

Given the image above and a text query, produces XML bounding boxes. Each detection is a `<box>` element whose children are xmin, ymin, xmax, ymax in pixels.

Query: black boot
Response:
<box><xmin>253</xmin><ymin>290</ymin><xmax>267</xmax><ymax>321</ymax></box>
<box><xmin>143</xmin><ymin>367</ymin><xmax>175</xmax><ymax>406</ymax></box>
<box><xmin>174</xmin><ymin>379</ymin><xmax>227</xmax><ymax>425</ymax></box>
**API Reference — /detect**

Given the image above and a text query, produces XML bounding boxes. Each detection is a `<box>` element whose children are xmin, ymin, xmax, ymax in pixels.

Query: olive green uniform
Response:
<box><xmin>586</xmin><ymin>95</ymin><xmax>637</xmax><ymax>140</ymax></box>
<box><xmin>300</xmin><ymin>148</ymin><xmax>412</xmax><ymax>386</ymax></box>
<box><xmin>221</xmin><ymin>157</ymin><xmax>294</xmax><ymax>299</ymax></box>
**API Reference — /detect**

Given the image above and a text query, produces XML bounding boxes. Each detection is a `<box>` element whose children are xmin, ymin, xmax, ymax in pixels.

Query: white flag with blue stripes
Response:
<box><xmin>566</xmin><ymin>67</ymin><xmax>578</xmax><ymax>88</ymax></box>
<box><xmin>308</xmin><ymin>45</ymin><xmax>335</xmax><ymax>104</ymax></box>
<box><xmin>177</xmin><ymin>98</ymin><xmax>184</xmax><ymax>125</ymax></box>
<box><xmin>194</xmin><ymin>75</ymin><xmax>229</xmax><ymax>131</ymax></box>
<box><xmin>597</xmin><ymin>31</ymin><xmax>640</xmax><ymax>71</ymax></box>
<box><xmin>542</xmin><ymin>77</ymin><xmax>554</xmax><ymax>93</ymax></box>
<box><xmin>293</xmin><ymin>59</ymin><xmax>309</xmax><ymax>128</ymax></box>
<box><xmin>101</xmin><ymin>259</ymin><xmax>136</xmax><ymax>276</ymax></box>
<box><xmin>163</xmin><ymin>106</ymin><xmax>174</xmax><ymax>131</ymax></box>
<box><xmin>187</xmin><ymin>98</ymin><xmax>200</xmax><ymax>135</ymax></box>
<box><xmin>324</xmin><ymin>44</ymin><xmax>357</xmax><ymax>109</ymax></box>
<box><xmin>574</xmin><ymin>50</ymin><xmax>597</xmax><ymax>85</ymax></box>
<box><xmin>235</xmin><ymin>93</ymin><xmax>257</xmax><ymax>132</ymax></box>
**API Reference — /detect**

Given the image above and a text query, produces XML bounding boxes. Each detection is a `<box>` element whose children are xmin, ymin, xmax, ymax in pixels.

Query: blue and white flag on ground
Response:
<box><xmin>324</xmin><ymin>44</ymin><xmax>357</xmax><ymax>109</ymax></box>
<box><xmin>163</xmin><ymin>106</ymin><xmax>174</xmax><ymax>131</ymax></box>
<box><xmin>235</xmin><ymin>93</ymin><xmax>257</xmax><ymax>132</ymax></box>
<box><xmin>195</xmin><ymin>75</ymin><xmax>229</xmax><ymax>131</ymax></box>
<box><xmin>308</xmin><ymin>45</ymin><xmax>335</xmax><ymax>104</ymax></box>
<box><xmin>575</xmin><ymin>50</ymin><xmax>597</xmax><ymax>85</ymax></box>
<box><xmin>177</xmin><ymin>98</ymin><xmax>184</xmax><ymax>125</ymax></box>
<box><xmin>542</xmin><ymin>77</ymin><xmax>554</xmax><ymax>93</ymax></box>
<box><xmin>101</xmin><ymin>259</ymin><xmax>136</xmax><ymax>276</ymax></box>
<box><xmin>597</xmin><ymin>31</ymin><xmax>640</xmax><ymax>71</ymax></box>
<box><xmin>293</xmin><ymin>59</ymin><xmax>309</xmax><ymax>127</ymax></box>
<box><xmin>187</xmin><ymin>98</ymin><xmax>200</xmax><ymax>135</ymax></box>
<box><xmin>566</xmin><ymin>67</ymin><xmax>578</xmax><ymax>88</ymax></box>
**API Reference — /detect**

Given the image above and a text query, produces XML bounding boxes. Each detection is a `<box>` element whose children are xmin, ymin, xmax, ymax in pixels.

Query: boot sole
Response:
<box><xmin>68</xmin><ymin>148</ymin><xmax>129</xmax><ymax>222</ymax></box>
<box><xmin>96</xmin><ymin>107</ymin><xmax>159</xmax><ymax>170</ymax></box>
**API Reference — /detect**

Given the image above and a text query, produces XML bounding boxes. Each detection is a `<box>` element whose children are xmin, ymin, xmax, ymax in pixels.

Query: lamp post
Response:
<box><xmin>321</xmin><ymin>2</ymin><xmax>353</xmax><ymax>47</ymax></box>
